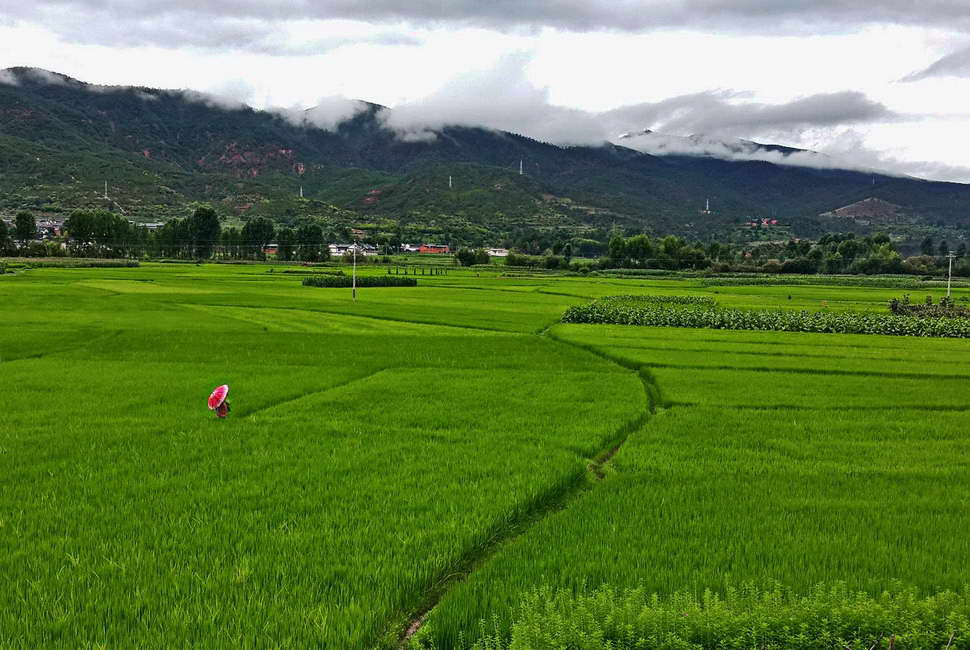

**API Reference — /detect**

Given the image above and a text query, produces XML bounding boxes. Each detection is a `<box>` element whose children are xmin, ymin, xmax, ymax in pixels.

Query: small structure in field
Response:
<box><xmin>419</xmin><ymin>244</ymin><xmax>450</xmax><ymax>254</ymax></box>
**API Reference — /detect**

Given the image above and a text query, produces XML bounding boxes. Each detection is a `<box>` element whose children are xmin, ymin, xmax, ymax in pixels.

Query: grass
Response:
<box><xmin>0</xmin><ymin>263</ymin><xmax>643</xmax><ymax>647</ymax></box>
<box><xmin>413</xmin><ymin>324</ymin><xmax>970</xmax><ymax>648</ymax></box>
<box><xmin>3</xmin><ymin>263</ymin><xmax>970</xmax><ymax>648</ymax></box>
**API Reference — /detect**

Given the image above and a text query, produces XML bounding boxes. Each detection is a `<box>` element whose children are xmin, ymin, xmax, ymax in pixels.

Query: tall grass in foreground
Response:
<box><xmin>461</xmin><ymin>583</ymin><xmax>970</xmax><ymax>650</ymax></box>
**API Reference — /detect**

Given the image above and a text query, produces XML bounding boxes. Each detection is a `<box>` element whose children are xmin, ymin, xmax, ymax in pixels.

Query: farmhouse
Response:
<box><xmin>486</xmin><ymin>248</ymin><xmax>509</xmax><ymax>257</ymax></box>
<box><xmin>330</xmin><ymin>243</ymin><xmax>379</xmax><ymax>256</ymax></box>
<box><xmin>419</xmin><ymin>244</ymin><xmax>450</xmax><ymax>254</ymax></box>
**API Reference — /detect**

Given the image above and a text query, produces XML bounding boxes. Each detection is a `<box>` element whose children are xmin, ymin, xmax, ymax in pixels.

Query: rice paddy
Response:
<box><xmin>2</xmin><ymin>263</ymin><xmax>969</xmax><ymax>648</ymax></box>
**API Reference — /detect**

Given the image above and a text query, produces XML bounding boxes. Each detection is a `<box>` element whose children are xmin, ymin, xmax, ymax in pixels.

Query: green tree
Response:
<box><xmin>561</xmin><ymin>242</ymin><xmax>573</xmax><ymax>262</ymax></box>
<box><xmin>625</xmin><ymin>234</ymin><xmax>653</xmax><ymax>267</ymax></box>
<box><xmin>957</xmin><ymin>242</ymin><xmax>967</xmax><ymax>258</ymax></box>
<box><xmin>15</xmin><ymin>211</ymin><xmax>36</xmax><ymax>250</ymax></box>
<box><xmin>837</xmin><ymin>238</ymin><xmax>866</xmax><ymax>261</ymax></box>
<box><xmin>607</xmin><ymin>233</ymin><xmax>626</xmax><ymax>264</ymax></box>
<box><xmin>221</xmin><ymin>227</ymin><xmax>241</xmax><ymax>259</ymax></box>
<box><xmin>921</xmin><ymin>236</ymin><xmax>935</xmax><ymax>256</ymax></box>
<box><xmin>188</xmin><ymin>205</ymin><xmax>221</xmax><ymax>259</ymax></box>
<box><xmin>65</xmin><ymin>210</ymin><xmax>97</xmax><ymax>256</ymax></box>
<box><xmin>241</xmin><ymin>217</ymin><xmax>275</xmax><ymax>260</ymax></box>
<box><xmin>0</xmin><ymin>219</ymin><xmax>9</xmax><ymax>253</ymax></box>
<box><xmin>276</xmin><ymin>227</ymin><xmax>295</xmax><ymax>261</ymax></box>
<box><xmin>455</xmin><ymin>247</ymin><xmax>476</xmax><ymax>266</ymax></box>
<box><xmin>939</xmin><ymin>240</ymin><xmax>950</xmax><ymax>257</ymax></box>
<box><xmin>296</xmin><ymin>223</ymin><xmax>325</xmax><ymax>262</ymax></box>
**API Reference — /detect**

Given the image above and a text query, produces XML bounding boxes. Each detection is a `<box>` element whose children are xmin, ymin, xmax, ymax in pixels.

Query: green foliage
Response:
<box><xmin>9</xmin><ymin>258</ymin><xmax>139</xmax><ymax>268</ymax></box>
<box><xmin>241</xmin><ymin>216</ymin><xmax>275</xmax><ymax>260</ymax></box>
<box><xmin>698</xmin><ymin>275</ymin><xmax>953</xmax><ymax>289</ymax></box>
<box><xmin>187</xmin><ymin>204</ymin><xmax>221</xmax><ymax>259</ymax></box>
<box><xmin>456</xmin><ymin>247</ymin><xmax>491</xmax><ymax>266</ymax></box>
<box><xmin>453</xmin><ymin>583</ymin><xmax>970</xmax><ymax>650</ymax></box>
<box><xmin>889</xmin><ymin>294</ymin><xmax>970</xmax><ymax>318</ymax></box>
<box><xmin>302</xmin><ymin>274</ymin><xmax>417</xmax><ymax>287</ymax></box>
<box><xmin>64</xmin><ymin>209</ymin><xmax>145</xmax><ymax>258</ymax></box>
<box><xmin>562</xmin><ymin>295</ymin><xmax>970</xmax><ymax>337</ymax></box>
<box><xmin>276</xmin><ymin>226</ymin><xmax>295</xmax><ymax>261</ymax></box>
<box><xmin>0</xmin><ymin>218</ymin><xmax>10</xmax><ymax>254</ymax></box>
<box><xmin>295</xmin><ymin>223</ymin><xmax>327</xmax><ymax>262</ymax></box>
<box><xmin>14</xmin><ymin>210</ymin><xmax>35</xmax><ymax>246</ymax></box>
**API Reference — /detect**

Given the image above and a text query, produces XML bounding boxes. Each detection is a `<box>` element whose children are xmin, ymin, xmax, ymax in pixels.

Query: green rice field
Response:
<box><xmin>2</xmin><ymin>263</ymin><xmax>970</xmax><ymax>648</ymax></box>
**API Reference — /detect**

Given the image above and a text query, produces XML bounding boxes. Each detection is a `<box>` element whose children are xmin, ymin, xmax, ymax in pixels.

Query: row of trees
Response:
<box><xmin>593</xmin><ymin>231</ymin><xmax>970</xmax><ymax>276</ymax></box>
<box><xmin>3</xmin><ymin>207</ymin><xmax>969</xmax><ymax>278</ymax></box>
<box><xmin>0</xmin><ymin>207</ymin><xmax>339</xmax><ymax>261</ymax></box>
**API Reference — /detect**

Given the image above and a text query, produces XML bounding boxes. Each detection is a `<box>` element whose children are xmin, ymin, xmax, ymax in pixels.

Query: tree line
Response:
<box><xmin>0</xmin><ymin>207</ymin><xmax>337</xmax><ymax>262</ymax></box>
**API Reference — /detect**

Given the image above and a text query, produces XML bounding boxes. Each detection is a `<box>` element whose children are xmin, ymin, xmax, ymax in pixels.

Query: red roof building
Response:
<box><xmin>419</xmin><ymin>244</ymin><xmax>450</xmax><ymax>254</ymax></box>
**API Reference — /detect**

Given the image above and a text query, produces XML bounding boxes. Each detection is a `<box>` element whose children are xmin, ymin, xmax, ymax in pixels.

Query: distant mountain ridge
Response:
<box><xmin>1</xmin><ymin>66</ymin><xmax>968</xmax><ymax>238</ymax></box>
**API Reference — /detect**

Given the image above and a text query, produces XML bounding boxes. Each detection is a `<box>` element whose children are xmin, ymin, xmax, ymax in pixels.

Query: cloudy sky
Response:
<box><xmin>2</xmin><ymin>1</ymin><xmax>969</xmax><ymax>181</ymax></box>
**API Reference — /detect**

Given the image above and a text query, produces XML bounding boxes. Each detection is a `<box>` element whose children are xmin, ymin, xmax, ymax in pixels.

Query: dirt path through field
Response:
<box><xmin>396</xmin><ymin>331</ymin><xmax>657</xmax><ymax>647</ymax></box>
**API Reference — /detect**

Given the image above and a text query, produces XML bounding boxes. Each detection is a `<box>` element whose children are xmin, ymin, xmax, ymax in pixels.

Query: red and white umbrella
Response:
<box><xmin>208</xmin><ymin>384</ymin><xmax>229</xmax><ymax>410</ymax></box>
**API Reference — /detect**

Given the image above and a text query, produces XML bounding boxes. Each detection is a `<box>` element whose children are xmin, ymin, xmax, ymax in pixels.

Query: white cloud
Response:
<box><xmin>274</xmin><ymin>96</ymin><xmax>371</xmax><ymax>130</ymax></box>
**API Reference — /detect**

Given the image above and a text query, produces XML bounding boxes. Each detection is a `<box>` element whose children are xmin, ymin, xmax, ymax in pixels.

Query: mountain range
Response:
<box><xmin>1</xmin><ymin>66</ymin><xmax>968</xmax><ymax>241</ymax></box>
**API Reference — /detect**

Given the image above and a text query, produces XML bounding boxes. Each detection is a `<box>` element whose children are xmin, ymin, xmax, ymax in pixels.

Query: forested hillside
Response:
<box><xmin>2</xmin><ymin>66</ymin><xmax>970</xmax><ymax>239</ymax></box>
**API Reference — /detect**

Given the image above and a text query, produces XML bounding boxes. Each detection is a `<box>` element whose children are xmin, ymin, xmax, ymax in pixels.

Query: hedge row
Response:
<box><xmin>698</xmin><ymin>275</ymin><xmax>964</xmax><ymax>289</ymax></box>
<box><xmin>302</xmin><ymin>275</ymin><xmax>417</xmax><ymax>288</ymax></box>
<box><xmin>561</xmin><ymin>296</ymin><xmax>970</xmax><ymax>337</ymax></box>
<box><xmin>3</xmin><ymin>258</ymin><xmax>140</xmax><ymax>269</ymax></box>
<box><xmin>458</xmin><ymin>583</ymin><xmax>970</xmax><ymax>650</ymax></box>
<box><xmin>606</xmin><ymin>294</ymin><xmax>716</xmax><ymax>306</ymax></box>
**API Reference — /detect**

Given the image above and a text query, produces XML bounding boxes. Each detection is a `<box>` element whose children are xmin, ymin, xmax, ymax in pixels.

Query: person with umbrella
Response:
<box><xmin>208</xmin><ymin>384</ymin><xmax>231</xmax><ymax>418</ymax></box>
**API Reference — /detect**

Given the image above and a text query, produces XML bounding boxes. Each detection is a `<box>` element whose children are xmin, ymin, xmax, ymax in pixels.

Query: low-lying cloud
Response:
<box><xmin>3</xmin><ymin>59</ymin><xmax>966</xmax><ymax>182</ymax></box>
<box><xmin>275</xmin><ymin>96</ymin><xmax>371</xmax><ymax>130</ymax></box>
<box><xmin>902</xmin><ymin>44</ymin><xmax>970</xmax><ymax>81</ymax></box>
<box><xmin>380</xmin><ymin>55</ymin><xmax>896</xmax><ymax>145</ymax></box>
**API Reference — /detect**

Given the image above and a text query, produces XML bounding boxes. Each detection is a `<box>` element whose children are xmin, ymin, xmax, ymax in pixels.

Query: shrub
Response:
<box><xmin>889</xmin><ymin>295</ymin><xmax>970</xmax><ymax>318</ymax></box>
<box><xmin>11</xmin><ymin>258</ymin><xmax>140</xmax><ymax>269</ymax></box>
<box><xmin>505</xmin><ymin>252</ymin><xmax>543</xmax><ymax>268</ymax></box>
<box><xmin>456</xmin><ymin>248</ymin><xmax>491</xmax><ymax>266</ymax></box>
<box><xmin>302</xmin><ymin>275</ymin><xmax>417</xmax><ymax>288</ymax></box>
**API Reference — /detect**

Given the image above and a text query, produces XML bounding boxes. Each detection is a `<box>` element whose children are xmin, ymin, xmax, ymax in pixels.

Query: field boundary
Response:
<box><xmin>396</xmin><ymin>326</ymin><xmax>657</xmax><ymax>646</ymax></box>
<box><xmin>238</xmin><ymin>369</ymin><xmax>389</xmax><ymax>418</ymax></box>
<box><xmin>178</xmin><ymin>302</ymin><xmax>514</xmax><ymax>334</ymax></box>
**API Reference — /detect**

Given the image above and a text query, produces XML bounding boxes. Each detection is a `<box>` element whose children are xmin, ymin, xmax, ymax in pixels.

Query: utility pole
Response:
<box><xmin>352</xmin><ymin>241</ymin><xmax>358</xmax><ymax>302</ymax></box>
<box><xmin>448</xmin><ymin>175</ymin><xmax>452</xmax><ymax>190</ymax></box>
<box><xmin>519</xmin><ymin>159</ymin><xmax>523</xmax><ymax>175</ymax></box>
<box><xmin>947</xmin><ymin>251</ymin><xmax>957</xmax><ymax>297</ymax></box>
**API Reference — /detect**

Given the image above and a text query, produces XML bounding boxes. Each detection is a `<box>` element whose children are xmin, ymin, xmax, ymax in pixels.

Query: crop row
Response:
<box><xmin>601</xmin><ymin>294</ymin><xmax>716</xmax><ymax>306</ymax></box>
<box><xmin>561</xmin><ymin>296</ymin><xmax>970</xmax><ymax>337</ymax></box>
<box><xmin>466</xmin><ymin>583</ymin><xmax>970</xmax><ymax>650</ymax></box>
<box><xmin>302</xmin><ymin>274</ymin><xmax>417</xmax><ymax>287</ymax></box>
<box><xmin>698</xmin><ymin>275</ymin><xmax>966</xmax><ymax>289</ymax></box>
